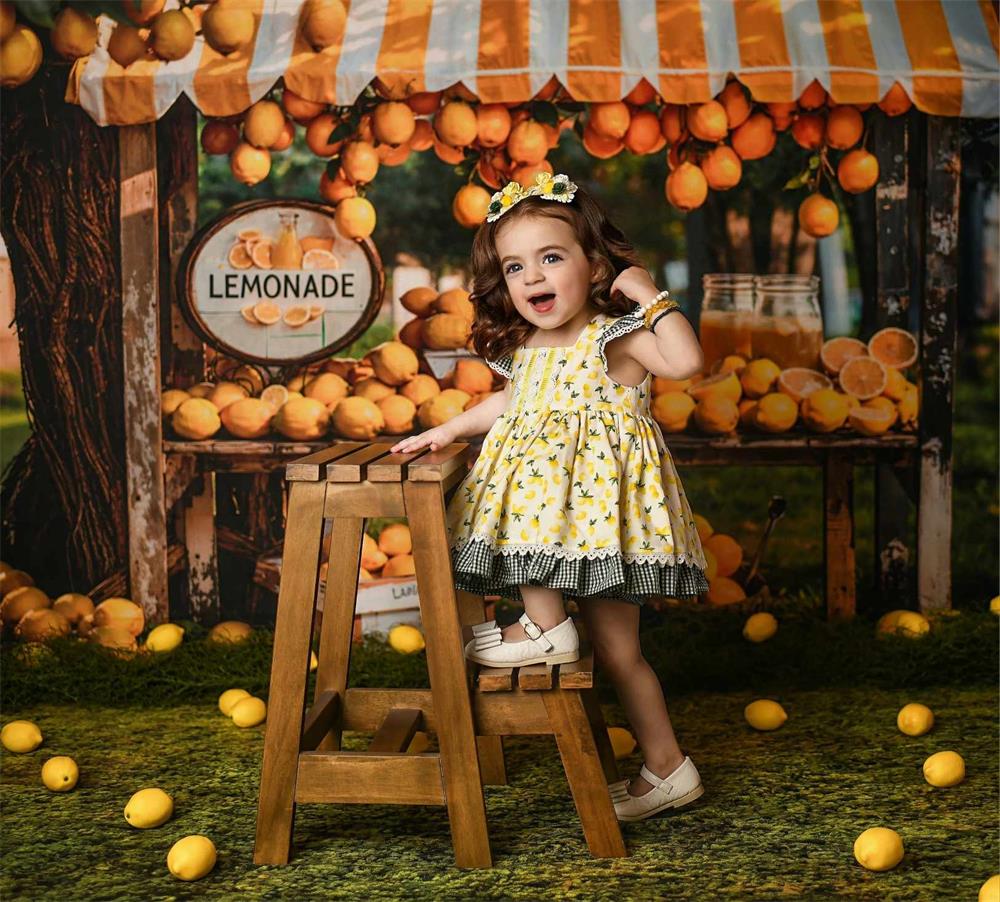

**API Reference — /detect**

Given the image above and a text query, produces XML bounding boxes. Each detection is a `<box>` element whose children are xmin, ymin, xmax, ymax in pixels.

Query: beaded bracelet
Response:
<box><xmin>641</xmin><ymin>297</ymin><xmax>680</xmax><ymax>330</ymax></box>
<box><xmin>639</xmin><ymin>289</ymin><xmax>673</xmax><ymax>328</ymax></box>
<box><xmin>649</xmin><ymin>305</ymin><xmax>682</xmax><ymax>333</ymax></box>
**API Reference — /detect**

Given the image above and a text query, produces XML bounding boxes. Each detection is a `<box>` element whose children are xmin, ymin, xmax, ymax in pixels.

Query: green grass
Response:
<box><xmin>1</xmin><ymin>685</ymin><xmax>995</xmax><ymax>900</ymax></box>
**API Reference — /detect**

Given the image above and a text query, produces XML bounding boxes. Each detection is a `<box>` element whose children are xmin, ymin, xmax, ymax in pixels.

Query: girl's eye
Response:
<box><xmin>504</xmin><ymin>254</ymin><xmax>561</xmax><ymax>275</ymax></box>
<box><xmin>543</xmin><ymin>253</ymin><xmax>562</xmax><ymax>263</ymax></box>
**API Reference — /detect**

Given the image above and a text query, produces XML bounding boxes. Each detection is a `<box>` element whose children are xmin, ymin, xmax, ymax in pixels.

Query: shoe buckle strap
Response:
<box><xmin>518</xmin><ymin>612</ymin><xmax>554</xmax><ymax>652</ymax></box>
<box><xmin>640</xmin><ymin>762</ymin><xmax>677</xmax><ymax>790</ymax></box>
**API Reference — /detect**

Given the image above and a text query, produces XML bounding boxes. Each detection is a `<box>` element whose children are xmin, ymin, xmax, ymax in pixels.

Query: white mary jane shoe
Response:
<box><xmin>464</xmin><ymin>612</ymin><xmax>580</xmax><ymax>667</ymax></box>
<box><xmin>610</xmin><ymin>757</ymin><xmax>704</xmax><ymax>823</ymax></box>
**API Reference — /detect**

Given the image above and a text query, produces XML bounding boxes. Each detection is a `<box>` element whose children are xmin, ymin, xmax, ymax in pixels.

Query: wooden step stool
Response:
<box><xmin>253</xmin><ymin>441</ymin><xmax>625</xmax><ymax>869</ymax></box>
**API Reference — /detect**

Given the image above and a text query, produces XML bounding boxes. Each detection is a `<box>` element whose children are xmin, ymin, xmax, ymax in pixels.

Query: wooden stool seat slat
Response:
<box><xmin>253</xmin><ymin>441</ymin><xmax>626</xmax><ymax>870</ymax></box>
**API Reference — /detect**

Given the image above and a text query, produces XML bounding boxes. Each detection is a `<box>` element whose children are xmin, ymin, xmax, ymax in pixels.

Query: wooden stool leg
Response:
<box><xmin>314</xmin><ymin>515</ymin><xmax>366</xmax><ymax>751</ymax></box>
<box><xmin>404</xmin><ymin>481</ymin><xmax>492</xmax><ymax>868</ymax></box>
<box><xmin>543</xmin><ymin>688</ymin><xmax>627</xmax><ymax>858</ymax></box>
<box><xmin>254</xmin><ymin>480</ymin><xmax>327</xmax><ymax>865</ymax></box>
<box><xmin>579</xmin><ymin>689</ymin><xmax>620</xmax><ymax>785</ymax></box>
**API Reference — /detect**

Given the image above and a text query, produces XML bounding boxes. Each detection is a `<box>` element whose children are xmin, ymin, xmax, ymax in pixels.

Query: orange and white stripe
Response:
<box><xmin>67</xmin><ymin>0</ymin><xmax>999</xmax><ymax>126</ymax></box>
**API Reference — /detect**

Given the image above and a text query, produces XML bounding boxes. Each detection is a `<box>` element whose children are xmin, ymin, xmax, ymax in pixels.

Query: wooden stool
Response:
<box><xmin>253</xmin><ymin>441</ymin><xmax>625</xmax><ymax>868</ymax></box>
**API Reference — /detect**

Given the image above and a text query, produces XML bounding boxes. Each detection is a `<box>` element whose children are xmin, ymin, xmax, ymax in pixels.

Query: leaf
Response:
<box><xmin>784</xmin><ymin>174</ymin><xmax>807</xmax><ymax>190</ymax></box>
<box><xmin>808</xmin><ymin>154</ymin><xmax>821</xmax><ymax>171</ymax></box>
<box><xmin>530</xmin><ymin>101</ymin><xmax>559</xmax><ymax>127</ymax></box>
<box><xmin>327</xmin><ymin>121</ymin><xmax>353</xmax><ymax>145</ymax></box>
<box><xmin>14</xmin><ymin>0</ymin><xmax>60</xmax><ymax>28</ymax></box>
<box><xmin>324</xmin><ymin>157</ymin><xmax>342</xmax><ymax>179</ymax></box>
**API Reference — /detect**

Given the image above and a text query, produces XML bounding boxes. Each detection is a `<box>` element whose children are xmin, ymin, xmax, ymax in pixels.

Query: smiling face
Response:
<box><xmin>494</xmin><ymin>213</ymin><xmax>599</xmax><ymax>330</ymax></box>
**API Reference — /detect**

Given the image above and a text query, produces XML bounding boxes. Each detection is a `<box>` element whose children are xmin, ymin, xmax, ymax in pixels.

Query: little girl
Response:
<box><xmin>389</xmin><ymin>174</ymin><xmax>709</xmax><ymax>823</ymax></box>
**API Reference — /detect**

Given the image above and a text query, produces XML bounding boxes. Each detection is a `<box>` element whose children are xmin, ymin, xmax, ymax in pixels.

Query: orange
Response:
<box><xmin>665</xmin><ymin>162</ymin><xmax>708</xmax><ymax>212</ymax></box>
<box><xmin>694</xmin><ymin>396</ymin><xmax>739</xmax><ymax>434</ymax></box>
<box><xmin>475</xmin><ymin>104</ymin><xmax>512</xmax><ymax>148</ymax></box>
<box><xmin>108</xmin><ymin>23</ymin><xmax>148</xmax><ymax>68</ymax></box>
<box><xmin>753</xmin><ymin>392</ymin><xmax>798</xmax><ymax>432</ymax></box>
<box><xmin>718</xmin><ymin>80</ymin><xmax>751</xmax><ymax>129</ymax></box>
<box><xmin>432</xmin><ymin>137</ymin><xmax>465</xmax><ymax>165</ymax></box>
<box><xmin>705</xmin><ymin>534</ymin><xmax>742</xmax><ymax>577</ymax></box>
<box><xmin>798</xmin><ymin>193</ymin><xmax>839</xmax><ymax>238</ymax></box>
<box><xmin>51</xmin><ymin>6</ymin><xmax>98</xmax><ymax>60</ymax></box>
<box><xmin>376</xmin><ymin>141</ymin><xmax>411</xmax><ymax>166</ymax></box>
<box><xmin>791</xmin><ymin>112</ymin><xmax>825</xmax><ymax>150</ymax></box>
<box><xmin>283</xmin><ymin>306</ymin><xmax>311</xmax><ymax>327</ymax></box>
<box><xmin>409</xmin><ymin>118</ymin><xmax>434</xmax><ymax>151</ymax></box>
<box><xmin>511</xmin><ymin>160</ymin><xmax>553</xmax><ymax>187</ymax></box>
<box><xmin>700</xmin><ymin>145</ymin><xmax>742</xmax><ymax>191</ymax></box>
<box><xmin>777</xmin><ymin>367</ymin><xmax>833</xmax><ymax>403</ymax></box>
<box><xmin>694</xmin><ymin>514</ymin><xmax>714</xmax><ymax>543</ymax></box>
<box><xmin>702</xmin><ymin>548</ymin><xmax>719</xmax><ymax>583</ymax></box>
<box><xmin>507</xmin><ymin>120</ymin><xmax>548</xmax><ymax>164</ymax></box>
<box><xmin>688</xmin><ymin>100</ymin><xmax>728</xmax><ymax>142</ymax></box>
<box><xmin>305</xmin><ymin>112</ymin><xmax>344</xmax><ymax>157</ymax></box>
<box><xmin>800</xmin><ymin>388</ymin><xmax>850</xmax><ymax>432</ymax></box>
<box><xmin>798</xmin><ymin>80</ymin><xmax>827</xmax><ymax>110</ymax></box>
<box><xmin>302</xmin><ymin>249</ymin><xmax>338</xmax><ymax>269</ymax></box>
<box><xmin>229</xmin><ymin>141</ymin><xmax>271</xmax><ymax>185</ymax></box>
<box><xmin>864</xmin><ymin>395</ymin><xmax>899</xmax><ymax>427</ymax></box>
<box><xmin>868</xmin><ymin>327</ymin><xmax>917</xmax><ymax>370</ymax></box>
<box><xmin>881</xmin><ymin>366</ymin><xmax>907</xmax><ymax>402</ymax></box>
<box><xmin>730</xmin><ymin>113</ymin><xmax>776</xmax><ymax>160</ymax></box>
<box><xmin>201</xmin><ymin>120</ymin><xmax>239</xmax><ymax>155</ymax></box>
<box><xmin>227</xmin><ymin>243</ymin><xmax>253</xmax><ymax>269</ymax></box>
<box><xmin>707</xmin><ymin>576</ymin><xmax>746</xmax><ymax>606</ymax></box>
<box><xmin>372</xmin><ymin>101</ymin><xmax>415</xmax><ymax>145</ymax></box>
<box><xmin>250</xmin><ymin>240</ymin><xmax>273</xmax><ymax>269</ymax></box>
<box><xmin>243</xmin><ymin>100</ymin><xmax>286</xmax><ymax>149</ymax></box>
<box><xmin>319</xmin><ymin>169</ymin><xmax>356</xmax><ymax>204</ymax></box>
<box><xmin>335</xmin><ymin>196</ymin><xmax>376</xmax><ymax>239</ymax></box>
<box><xmin>826</xmin><ymin>105</ymin><xmax>863</xmax><ymax>150</ymax></box>
<box><xmin>659</xmin><ymin>104</ymin><xmax>684</xmax><ymax>144</ymax></box>
<box><xmin>739</xmin><ymin>398</ymin><xmax>758</xmax><ymax>427</ymax></box>
<box><xmin>341</xmin><ymin>140</ymin><xmax>379</xmax><ymax>184</ymax></box>
<box><xmin>878</xmin><ymin>83</ymin><xmax>912</xmax><ymax>117</ymax></box>
<box><xmin>687</xmin><ymin>371</ymin><xmax>741</xmax><ymax>404</ymax></box>
<box><xmin>838</xmin><ymin>149</ymin><xmax>879</xmax><ymax>194</ymax></box>
<box><xmin>476</xmin><ymin>151</ymin><xmax>509</xmax><ymax>189</ymax></box>
<box><xmin>406</xmin><ymin>91</ymin><xmax>443</xmax><ymax>115</ymax></box>
<box><xmin>849</xmin><ymin>405</ymin><xmax>894</xmax><ymax>436</ymax></box>
<box><xmin>820</xmin><ymin>336</ymin><xmax>868</xmax><ymax>375</ymax></box>
<box><xmin>202</xmin><ymin>1</ymin><xmax>255</xmax><ymax>55</ymax></box>
<box><xmin>0</xmin><ymin>24</ymin><xmax>41</xmax><ymax>88</ymax></box>
<box><xmin>252</xmin><ymin>301</ymin><xmax>281</xmax><ymax>325</ymax></box>
<box><xmin>623</xmin><ymin>110</ymin><xmax>662</xmax><ymax>154</ymax></box>
<box><xmin>582</xmin><ymin>124</ymin><xmax>623</xmax><ymax>159</ymax></box>
<box><xmin>270</xmin><ymin>119</ymin><xmax>295</xmax><ymax>151</ymax></box>
<box><xmin>434</xmin><ymin>100</ymin><xmax>478</xmax><ymax>146</ymax></box>
<box><xmin>452</xmin><ymin>184</ymin><xmax>491</xmax><ymax>229</ymax></box>
<box><xmin>739</xmin><ymin>358</ymin><xmax>781</xmax><ymax>398</ymax></box>
<box><xmin>625</xmin><ymin>79</ymin><xmax>657</xmax><ymax>105</ymax></box>
<box><xmin>589</xmin><ymin>101</ymin><xmax>631</xmax><ymax>139</ymax></box>
<box><xmin>282</xmin><ymin>89</ymin><xmax>325</xmax><ymax>123</ymax></box>
<box><xmin>651</xmin><ymin>391</ymin><xmax>696</xmax><ymax>433</ymax></box>
<box><xmin>766</xmin><ymin>102</ymin><xmax>796</xmax><ymax>131</ymax></box>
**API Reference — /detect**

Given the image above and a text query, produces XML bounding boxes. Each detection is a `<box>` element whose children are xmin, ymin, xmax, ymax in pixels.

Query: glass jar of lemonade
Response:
<box><xmin>272</xmin><ymin>212</ymin><xmax>303</xmax><ymax>269</ymax></box>
<box><xmin>751</xmin><ymin>274</ymin><xmax>823</xmax><ymax>370</ymax></box>
<box><xmin>699</xmin><ymin>273</ymin><xmax>754</xmax><ymax>370</ymax></box>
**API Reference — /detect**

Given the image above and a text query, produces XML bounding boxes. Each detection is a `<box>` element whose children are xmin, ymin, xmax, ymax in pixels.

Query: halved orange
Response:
<box><xmin>308</xmin><ymin>305</ymin><xmax>324</xmax><ymax>320</ymax></box>
<box><xmin>302</xmin><ymin>248</ymin><xmax>339</xmax><ymax>270</ymax></box>
<box><xmin>838</xmin><ymin>355</ymin><xmax>887</xmax><ymax>400</ymax></box>
<box><xmin>237</xmin><ymin>228</ymin><xmax>263</xmax><ymax>242</ymax></box>
<box><xmin>868</xmin><ymin>326</ymin><xmax>917</xmax><ymax>370</ymax></box>
<box><xmin>686</xmin><ymin>371</ymin><xmax>742</xmax><ymax>404</ymax></box>
<box><xmin>777</xmin><ymin>367</ymin><xmax>832</xmax><ymax>403</ymax></box>
<box><xmin>240</xmin><ymin>305</ymin><xmax>260</xmax><ymax>324</ymax></box>
<box><xmin>283</xmin><ymin>305</ymin><xmax>310</xmax><ymax>327</ymax></box>
<box><xmin>820</xmin><ymin>336</ymin><xmax>868</xmax><ymax>375</ymax></box>
<box><xmin>260</xmin><ymin>384</ymin><xmax>290</xmax><ymax>411</ymax></box>
<box><xmin>228</xmin><ymin>243</ymin><xmax>253</xmax><ymax>269</ymax></box>
<box><xmin>252</xmin><ymin>301</ymin><xmax>281</xmax><ymax>325</ymax></box>
<box><xmin>251</xmin><ymin>240</ymin><xmax>273</xmax><ymax>269</ymax></box>
<box><xmin>849</xmin><ymin>405</ymin><xmax>894</xmax><ymax>436</ymax></box>
<box><xmin>301</xmin><ymin>235</ymin><xmax>335</xmax><ymax>253</ymax></box>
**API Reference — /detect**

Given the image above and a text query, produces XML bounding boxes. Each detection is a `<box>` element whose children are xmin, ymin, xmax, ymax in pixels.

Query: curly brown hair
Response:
<box><xmin>468</xmin><ymin>186</ymin><xmax>644</xmax><ymax>364</ymax></box>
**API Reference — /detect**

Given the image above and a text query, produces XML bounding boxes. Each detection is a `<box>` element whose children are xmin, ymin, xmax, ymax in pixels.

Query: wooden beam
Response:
<box><xmin>917</xmin><ymin>116</ymin><xmax>960</xmax><ymax>613</ymax></box>
<box><xmin>824</xmin><ymin>452</ymin><xmax>855</xmax><ymax>620</ymax></box>
<box><xmin>120</xmin><ymin>124</ymin><xmax>168</xmax><ymax>624</ymax></box>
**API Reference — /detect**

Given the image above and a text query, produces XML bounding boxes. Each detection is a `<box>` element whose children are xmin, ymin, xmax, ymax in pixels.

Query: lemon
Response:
<box><xmin>406</xmin><ymin>731</ymin><xmax>430</xmax><ymax>754</ymax></box>
<box><xmin>41</xmin><ymin>756</ymin><xmax>79</xmax><ymax>791</ymax></box>
<box><xmin>124</xmin><ymin>787</ymin><xmax>174</xmax><ymax>828</ymax></box>
<box><xmin>853</xmin><ymin>826</ymin><xmax>904</xmax><ymax>871</ymax></box>
<box><xmin>990</xmin><ymin>596</ymin><xmax>1000</xmax><ymax>616</ymax></box>
<box><xmin>923</xmin><ymin>750</ymin><xmax>965</xmax><ymax>787</ymax></box>
<box><xmin>1</xmin><ymin>720</ymin><xmax>43</xmax><ymax>753</ymax></box>
<box><xmin>145</xmin><ymin>623</ymin><xmax>185</xmax><ymax>652</ymax></box>
<box><xmin>388</xmin><ymin>624</ymin><xmax>425</xmax><ymax>654</ymax></box>
<box><xmin>979</xmin><ymin>874</ymin><xmax>1000</xmax><ymax>902</ymax></box>
<box><xmin>230</xmin><ymin>696</ymin><xmax>267</xmax><ymax>727</ymax></box>
<box><xmin>309</xmin><ymin>650</ymin><xmax>318</xmax><ymax>672</ymax></box>
<box><xmin>895</xmin><ymin>611</ymin><xmax>930</xmax><ymax>638</ymax></box>
<box><xmin>218</xmin><ymin>688</ymin><xmax>251</xmax><ymax>716</ymax></box>
<box><xmin>207</xmin><ymin>620</ymin><xmax>253</xmax><ymax>643</ymax></box>
<box><xmin>896</xmin><ymin>703</ymin><xmax>934</xmax><ymax>736</ymax></box>
<box><xmin>742</xmin><ymin>612</ymin><xmax>778</xmax><ymax>643</ymax></box>
<box><xmin>876</xmin><ymin>609</ymin><xmax>908</xmax><ymax>633</ymax></box>
<box><xmin>167</xmin><ymin>834</ymin><xmax>217</xmax><ymax>881</ymax></box>
<box><xmin>744</xmin><ymin>699</ymin><xmax>787</xmax><ymax>731</ymax></box>
<box><xmin>607</xmin><ymin>726</ymin><xmax>637</xmax><ymax>759</ymax></box>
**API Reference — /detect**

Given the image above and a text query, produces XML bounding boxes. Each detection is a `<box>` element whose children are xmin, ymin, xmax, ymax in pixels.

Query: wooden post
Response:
<box><xmin>917</xmin><ymin>116</ymin><xmax>960</xmax><ymax>613</ymax></box>
<box><xmin>824</xmin><ymin>452</ymin><xmax>855</xmax><ymax>620</ymax></box>
<box><xmin>873</xmin><ymin>112</ymin><xmax>913</xmax><ymax>613</ymax></box>
<box><xmin>120</xmin><ymin>125</ymin><xmax>169</xmax><ymax>623</ymax></box>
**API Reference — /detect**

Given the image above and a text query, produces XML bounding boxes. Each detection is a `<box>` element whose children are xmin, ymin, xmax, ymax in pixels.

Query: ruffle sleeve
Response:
<box><xmin>485</xmin><ymin>353</ymin><xmax>514</xmax><ymax>380</ymax></box>
<box><xmin>595</xmin><ymin>304</ymin><xmax>647</xmax><ymax>379</ymax></box>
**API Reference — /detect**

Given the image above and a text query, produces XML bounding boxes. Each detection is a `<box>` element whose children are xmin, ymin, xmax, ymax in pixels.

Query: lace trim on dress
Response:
<box><xmin>595</xmin><ymin>306</ymin><xmax>647</xmax><ymax>383</ymax></box>
<box><xmin>451</xmin><ymin>533</ymin><xmax>701</xmax><ymax>567</ymax></box>
<box><xmin>485</xmin><ymin>354</ymin><xmax>514</xmax><ymax>380</ymax></box>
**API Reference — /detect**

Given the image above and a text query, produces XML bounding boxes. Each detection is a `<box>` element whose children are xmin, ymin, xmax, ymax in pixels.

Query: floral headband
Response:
<box><xmin>485</xmin><ymin>173</ymin><xmax>578</xmax><ymax>223</ymax></box>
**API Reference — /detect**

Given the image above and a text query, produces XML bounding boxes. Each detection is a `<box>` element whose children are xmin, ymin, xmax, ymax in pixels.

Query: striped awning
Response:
<box><xmin>67</xmin><ymin>0</ymin><xmax>1000</xmax><ymax>126</ymax></box>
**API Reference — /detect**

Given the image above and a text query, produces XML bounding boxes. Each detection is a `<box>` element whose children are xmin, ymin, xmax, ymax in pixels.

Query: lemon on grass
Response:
<box><xmin>230</xmin><ymin>696</ymin><xmax>267</xmax><ymax>728</ymax></box>
<box><xmin>145</xmin><ymin>622</ymin><xmax>185</xmax><ymax>652</ymax></box>
<box><xmin>41</xmin><ymin>756</ymin><xmax>79</xmax><ymax>792</ymax></box>
<box><xmin>167</xmin><ymin>835</ymin><xmax>217</xmax><ymax>881</ymax></box>
<box><xmin>124</xmin><ymin>788</ymin><xmax>174</xmax><ymax>828</ymax></box>
<box><xmin>218</xmin><ymin>688</ymin><xmax>251</xmax><ymax>716</ymax></box>
<box><xmin>388</xmin><ymin>624</ymin><xmax>425</xmax><ymax>653</ymax></box>
<box><xmin>1</xmin><ymin>720</ymin><xmax>43</xmax><ymax>753</ymax></box>
<box><xmin>896</xmin><ymin>703</ymin><xmax>934</xmax><ymax>736</ymax></box>
<box><xmin>853</xmin><ymin>826</ymin><xmax>904</xmax><ymax>871</ymax></box>
<box><xmin>607</xmin><ymin>726</ymin><xmax>637</xmax><ymax>759</ymax></box>
<box><xmin>979</xmin><ymin>874</ymin><xmax>1000</xmax><ymax>902</ymax></box>
<box><xmin>923</xmin><ymin>750</ymin><xmax>965</xmax><ymax>787</ymax></box>
<box><xmin>742</xmin><ymin>612</ymin><xmax>778</xmax><ymax>643</ymax></box>
<box><xmin>744</xmin><ymin>699</ymin><xmax>787</xmax><ymax>731</ymax></box>
<box><xmin>990</xmin><ymin>596</ymin><xmax>1000</xmax><ymax>616</ymax></box>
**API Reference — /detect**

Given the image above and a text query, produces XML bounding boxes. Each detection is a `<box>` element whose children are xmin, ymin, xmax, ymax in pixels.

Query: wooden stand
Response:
<box><xmin>253</xmin><ymin>441</ymin><xmax>626</xmax><ymax>868</ymax></box>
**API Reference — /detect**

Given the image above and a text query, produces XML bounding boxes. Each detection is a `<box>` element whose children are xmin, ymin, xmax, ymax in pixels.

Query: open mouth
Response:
<box><xmin>528</xmin><ymin>293</ymin><xmax>556</xmax><ymax>312</ymax></box>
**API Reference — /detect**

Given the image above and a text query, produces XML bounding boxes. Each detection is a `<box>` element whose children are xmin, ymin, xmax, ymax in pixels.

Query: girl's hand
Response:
<box><xmin>610</xmin><ymin>266</ymin><xmax>661</xmax><ymax>308</ymax></box>
<box><xmin>389</xmin><ymin>423</ymin><xmax>458</xmax><ymax>454</ymax></box>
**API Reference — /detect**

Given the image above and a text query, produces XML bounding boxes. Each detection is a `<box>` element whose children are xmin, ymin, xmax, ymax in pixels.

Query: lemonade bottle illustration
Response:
<box><xmin>271</xmin><ymin>211</ymin><xmax>303</xmax><ymax>269</ymax></box>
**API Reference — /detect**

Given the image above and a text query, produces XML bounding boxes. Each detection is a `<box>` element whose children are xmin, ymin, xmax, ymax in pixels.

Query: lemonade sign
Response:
<box><xmin>179</xmin><ymin>199</ymin><xmax>383</xmax><ymax>366</ymax></box>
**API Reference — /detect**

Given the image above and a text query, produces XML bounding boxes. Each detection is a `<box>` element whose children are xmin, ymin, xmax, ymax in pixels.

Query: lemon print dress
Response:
<box><xmin>446</xmin><ymin>304</ymin><xmax>710</xmax><ymax>605</ymax></box>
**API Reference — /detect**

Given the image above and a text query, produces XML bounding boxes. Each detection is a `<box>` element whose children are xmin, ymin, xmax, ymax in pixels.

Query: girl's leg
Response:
<box><xmin>578</xmin><ymin>596</ymin><xmax>685</xmax><ymax>797</ymax></box>
<box><xmin>501</xmin><ymin>585</ymin><xmax>568</xmax><ymax>641</ymax></box>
